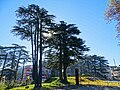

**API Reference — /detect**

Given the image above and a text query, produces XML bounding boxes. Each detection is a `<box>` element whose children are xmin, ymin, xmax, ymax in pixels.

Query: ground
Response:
<box><xmin>11</xmin><ymin>77</ymin><xmax>120</xmax><ymax>90</ymax></box>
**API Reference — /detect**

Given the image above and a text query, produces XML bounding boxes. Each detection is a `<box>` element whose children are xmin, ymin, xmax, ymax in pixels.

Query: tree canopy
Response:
<box><xmin>105</xmin><ymin>0</ymin><xmax>120</xmax><ymax>38</ymax></box>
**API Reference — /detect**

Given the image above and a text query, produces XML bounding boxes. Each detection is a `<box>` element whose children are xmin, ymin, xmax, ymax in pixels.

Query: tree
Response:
<box><xmin>21</xmin><ymin>50</ymin><xmax>31</xmax><ymax>81</ymax></box>
<box><xmin>0</xmin><ymin>46</ymin><xmax>6</xmax><ymax>67</ymax></box>
<box><xmin>45</xmin><ymin>21</ymin><xmax>89</xmax><ymax>82</ymax></box>
<box><xmin>105</xmin><ymin>0</ymin><xmax>120</xmax><ymax>38</ymax></box>
<box><xmin>0</xmin><ymin>53</ymin><xmax>7</xmax><ymax>81</ymax></box>
<box><xmin>11</xmin><ymin>4</ymin><xmax>55</xmax><ymax>88</ymax></box>
<box><xmin>11</xmin><ymin>44</ymin><xmax>31</xmax><ymax>80</ymax></box>
<box><xmin>0</xmin><ymin>46</ymin><xmax>18</xmax><ymax>81</ymax></box>
<box><xmin>81</xmin><ymin>55</ymin><xmax>109</xmax><ymax>79</ymax></box>
<box><xmin>0</xmin><ymin>44</ymin><xmax>30</xmax><ymax>82</ymax></box>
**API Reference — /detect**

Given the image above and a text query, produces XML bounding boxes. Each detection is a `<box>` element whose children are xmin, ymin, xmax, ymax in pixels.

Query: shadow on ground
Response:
<box><xmin>56</xmin><ymin>85</ymin><xmax>120</xmax><ymax>90</ymax></box>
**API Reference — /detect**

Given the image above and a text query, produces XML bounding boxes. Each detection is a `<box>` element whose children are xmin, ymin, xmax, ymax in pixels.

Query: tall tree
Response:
<box><xmin>11</xmin><ymin>4</ymin><xmax>55</xmax><ymax>88</ymax></box>
<box><xmin>11</xmin><ymin>44</ymin><xmax>31</xmax><ymax>80</ymax></box>
<box><xmin>81</xmin><ymin>55</ymin><xmax>109</xmax><ymax>79</ymax></box>
<box><xmin>0</xmin><ymin>44</ymin><xmax>30</xmax><ymax>81</ymax></box>
<box><xmin>45</xmin><ymin>21</ymin><xmax>89</xmax><ymax>82</ymax></box>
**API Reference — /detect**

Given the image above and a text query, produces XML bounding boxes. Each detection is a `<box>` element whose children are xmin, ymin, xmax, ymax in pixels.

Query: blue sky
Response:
<box><xmin>0</xmin><ymin>0</ymin><xmax>120</xmax><ymax>66</ymax></box>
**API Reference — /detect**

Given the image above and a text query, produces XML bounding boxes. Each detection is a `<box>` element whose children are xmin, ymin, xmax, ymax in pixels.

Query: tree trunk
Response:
<box><xmin>94</xmin><ymin>59</ymin><xmax>96</xmax><ymax>77</ymax></box>
<box><xmin>59</xmin><ymin>37</ymin><xmax>63</xmax><ymax>81</ymax></box>
<box><xmin>34</xmin><ymin>29</ymin><xmax>38</xmax><ymax>87</ymax></box>
<box><xmin>63</xmin><ymin>49</ymin><xmax>68</xmax><ymax>83</ymax></box>
<box><xmin>35</xmin><ymin>19</ymin><xmax>40</xmax><ymax>87</ymax></box>
<box><xmin>15</xmin><ymin>49</ymin><xmax>22</xmax><ymax>80</ymax></box>
<box><xmin>63</xmin><ymin>65</ymin><xmax>67</xmax><ymax>82</ymax></box>
<box><xmin>39</xmin><ymin>21</ymin><xmax>42</xmax><ymax>88</ymax></box>
<box><xmin>21</xmin><ymin>60</ymin><xmax>25</xmax><ymax>81</ymax></box>
<box><xmin>10</xmin><ymin>50</ymin><xmax>16</xmax><ymax>81</ymax></box>
<box><xmin>0</xmin><ymin>54</ymin><xmax>7</xmax><ymax>81</ymax></box>
<box><xmin>63</xmin><ymin>35</ymin><xmax>68</xmax><ymax>82</ymax></box>
<box><xmin>31</xmin><ymin>24</ymin><xmax>36</xmax><ymax>82</ymax></box>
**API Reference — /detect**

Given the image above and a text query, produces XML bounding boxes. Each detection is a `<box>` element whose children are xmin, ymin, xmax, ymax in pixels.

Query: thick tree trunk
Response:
<box><xmin>63</xmin><ymin>51</ymin><xmax>68</xmax><ymax>82</ymax></box>
<box><xmin>63</xmin><ymin>35</ymin><xmax>68</xmax><ymax>83</ymax></box>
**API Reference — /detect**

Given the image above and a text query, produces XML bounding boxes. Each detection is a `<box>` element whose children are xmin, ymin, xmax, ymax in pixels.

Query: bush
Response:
<box><xmin>0</xmin><ymin>82</ymin><xmax>6</xmax><ymax>90</ymax></box>
<box><xmin>5</xmin><ymin>80</ymin><xmax>18</xmax><ymax>89</ymax></box>
<box><xmin>5</xmin><ymin>80</ymin><xmax>28</xmax><ymax>89</ymax></box>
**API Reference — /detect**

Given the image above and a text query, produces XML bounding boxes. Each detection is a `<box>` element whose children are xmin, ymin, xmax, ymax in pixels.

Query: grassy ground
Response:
<box><xmin>80</xmin><ymin>77</ymin><xmax>120</xmax><ymax>87</ymax></box>
<box><xmin>11</xmin><ymin>77</ymin><xmax>65</xmax><ymax>90</ymax></box>
<box><xmin>11</xmin><ymin>76</ymin><xmax>120</xmax><ymax>90</ymax></box>
<box><xmin>0</xmin><ymin>82</ymin><xmax>7</xmax><ymax>90</ymax></box>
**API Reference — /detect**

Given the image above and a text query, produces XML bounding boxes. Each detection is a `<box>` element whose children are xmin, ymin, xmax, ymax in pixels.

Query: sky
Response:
<box><xmin>0</xmin><ymin>0</ymin><xmax>120</xmax><ymax>66</ymax></box>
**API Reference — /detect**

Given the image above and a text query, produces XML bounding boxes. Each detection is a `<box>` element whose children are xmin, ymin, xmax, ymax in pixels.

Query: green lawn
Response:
<box><xmin>11</xmin><ymin>77</ymin><xmax>65</xmax><ymax>90</ymax></box>
<box><xmin>10</xmin><ymin>77</ymin><xmax>120</xmax><ymax>90</ymax></box>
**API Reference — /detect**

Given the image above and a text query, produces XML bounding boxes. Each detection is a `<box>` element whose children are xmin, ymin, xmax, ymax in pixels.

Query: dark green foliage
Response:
<box><xmin>0</xmin><ymin>44</ymin><xmax>30</xmax><ymax>82</ymax></box>
<box><xmin>45</xmin><ymin>21</ymin><xmax>89</xmax><ymax>82</ymax></box>
<box><xmin>12</xmin><ymin>4</ymin><xmax>55</xmax><ymax>88</ymax></box>
<box><xmin>80</xmin><ymin>55</ymin><xmax>109</xmax><ymax>79</ymax></box>
<box><xmin>11</xmin><ymin>4</ymin><xmax>89</xmax><ymax>86</ymax></box>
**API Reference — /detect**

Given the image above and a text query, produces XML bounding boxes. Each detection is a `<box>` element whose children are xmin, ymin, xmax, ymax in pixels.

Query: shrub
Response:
<box><xmin>0</xmin><ymin>82</ymin><xmax>6</xmax><ymax>90</ymax></box>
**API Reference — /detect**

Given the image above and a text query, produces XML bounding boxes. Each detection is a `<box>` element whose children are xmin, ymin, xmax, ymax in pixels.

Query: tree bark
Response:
<box><xmin>21</xmin><ymin>60</ymin><xmax>25</xmax><ymax>81</ymax></box>
<box><xmin>10</xmin><ymin>50</ymin><xmax>16</xmax><ymax>81</ymax></box>
<box><xmin>36</xmin><ymin>19</ymin><xmax>39</xmax><ymax>87</ymax></box>
<box><xmin>63</xmin><ymin>64</ymin><xmax>67</xmax><ymax>82</ymax></box>
<box><xmin>0</xmin><ymin>54</ymin><xmax>7</xmax><ymax>81</ymax></box>
<box><xmin>63</xmin><ymin>34</ymin><xmax>68</xmax><ymax>82</ymax></box>
<box><xmin>39</xmin><ymin>20</ymin><xmax>42</xmax><ymax>88</ymax></box>
<box><xmin>63</xmin><ymin>47</ymin><xmax>68</xmax><ymax>82</ymax></box>
<box><xmin>59</xmin><ymin>37</ymin><xmax>63</xmax><ymax>81</ymax></box>
<box><xmin>34</xmin><ymin>28</ymin><xmax>38</xmax><ymax>87</ymax></box>
<box><xmin>15</xmin><ymin>49</ymin><xmax>22</xmax><ymax>80</ymax></box>
<box><xmin>30</xmin><ymin>24</ymin><xmax>35</xmax><ymax>81</ymax></box>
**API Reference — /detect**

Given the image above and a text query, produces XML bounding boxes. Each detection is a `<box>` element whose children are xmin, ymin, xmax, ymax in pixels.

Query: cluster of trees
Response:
<box><xmin>0</xmin><ymin>44</ymin><xmax>30</xmax><ymax>82</ymax></box>
<box><xmin>11</xmin><ymin>4</ymin><xmax>89</xmax><ymax>88</ymax></box>
<box><xmin>44</xmin><ymin>21</ymin><xmax>89</xmax><ymax>82</ymax></box>
<box><xmin>67</xmin><ymin>54</ymin><xmax>110</xmax><ymax>79</ymax></box>
<box><xmin>0</xmin><ymin>2</ymin><xmax>115</xmax><ymax>88</ymax></box>
<box><xmin>0</xmin><ymin>0</ymin><xmax>119</xmax><ymax>88</ymax></box>
<box><xmin>7</xmin><ymin>2</ymin><xmax>114</xmax><ymax>88</ymax></box>
<box><xmin>11</xmin><ymin>4</ymin><xmax>55</xmax><ymax>87</ymax></box>
<box><xmin>80</xmin><ymin>55</ymin><xmax>109</xmax><ymax>79</ymax></box>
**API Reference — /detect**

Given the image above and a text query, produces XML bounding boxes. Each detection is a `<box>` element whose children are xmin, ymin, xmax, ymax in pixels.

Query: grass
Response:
<box><xmin>80</xmin><ymin>76</ymin><xmax>120</xmax><ymax>87</ymax></box>
<box><xmin>11</xmin><ymin>77</ymin><xmax>65</xmax><ymax>90</ymax></box>
<box><xmin>10</xmin><ymin>76</ymin><xmax>120</xmax><ymax>90</ymax></box>
<box><xmin>0</xmin><ymin>82</ymin><xmax>7</xmax><ymax>90</ymax></box>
